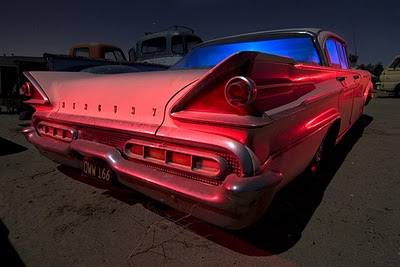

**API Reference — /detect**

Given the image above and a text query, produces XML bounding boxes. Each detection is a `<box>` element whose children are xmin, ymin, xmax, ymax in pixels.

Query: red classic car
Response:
<box><xmin>22</xmin><ymin>28</ymin><xmax>373</xmax><ymax>229</ymax></box>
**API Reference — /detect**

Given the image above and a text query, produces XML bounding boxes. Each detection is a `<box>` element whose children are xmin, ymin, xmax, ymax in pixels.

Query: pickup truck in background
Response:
<box><xmin>47</xmin><ymin>25</ymin><xmax>203</xmax><ymax>72</ymax></box>
<box><xmin>378</xmin><ymin>55</ymin><xmax>400</xmax><ymax>97</ymax></box>
<box><xmin>69</xmin><ymin>43</ymin><xmax>127</xmax><ymax>61</ymax></box>
<box><xmin>129</xmin><ymin>25</ymin><xmax>203</xmax><ymax>66</ymax></box>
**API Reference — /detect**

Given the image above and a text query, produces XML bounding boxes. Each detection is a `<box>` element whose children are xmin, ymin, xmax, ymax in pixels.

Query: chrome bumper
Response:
<box><xmin>23</xmin><ymin>126</ymin><xmax>282</xmax><ymax>229</ymax></box>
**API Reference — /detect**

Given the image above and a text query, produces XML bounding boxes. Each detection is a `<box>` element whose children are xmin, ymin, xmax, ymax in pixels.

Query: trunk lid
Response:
<box><xmin>27</xmin><ymin>69</ymin><xmax>208</xmax><ymax>131</ymax></box>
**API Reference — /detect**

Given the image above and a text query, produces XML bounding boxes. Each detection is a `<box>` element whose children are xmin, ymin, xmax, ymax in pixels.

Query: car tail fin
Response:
<box><xmin>21</xmin><ymin>72</ymin><xmax>51</xmax><ymax>111</ymax></box>
<box><xmin>170</xmin><ymin>51</ymin><xmax>317</xmax><ymax>117</ymax></box>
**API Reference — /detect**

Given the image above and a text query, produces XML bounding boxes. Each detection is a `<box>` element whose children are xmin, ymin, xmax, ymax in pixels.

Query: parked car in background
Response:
<box><xmin>379</xmin><ymin>55</ymin><xmax>400</xmax><ymax>96</ymax></box>
<box><xmin>21</xmin><ymin>28</ymin><xmax>373</xmax><ymax>229</ymax></box>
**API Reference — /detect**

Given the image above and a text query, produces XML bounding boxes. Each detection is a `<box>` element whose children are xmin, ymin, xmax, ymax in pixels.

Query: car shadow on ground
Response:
<box><xmin>228</xmin><ymin>114</ymin><xmax>374</xmax><ymax>254</ymax></box>
<box><xmin>0</xmin><ymin>137</ymin><xmax>27</xmax><ymax>156</ymax></box>
<box><xmin>58</xmin><ymin>114</ymin><xmax>373</xmax><ymax>256</ymax></box>
<box><xmin>0</xmin><ymin>219</ymin><xmax>26</xmax><ymax>266</ymax></box>
<box><xmin>151</xmin><ymin>114</ymin><xmax>374</xmax><ymax>255</ymax></box>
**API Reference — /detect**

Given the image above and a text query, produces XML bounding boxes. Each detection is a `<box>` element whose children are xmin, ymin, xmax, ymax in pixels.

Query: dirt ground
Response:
<box><xmin>0</xmin><ymin>91</ymin><xmax>399</xmax><ymax>266</ymax></box>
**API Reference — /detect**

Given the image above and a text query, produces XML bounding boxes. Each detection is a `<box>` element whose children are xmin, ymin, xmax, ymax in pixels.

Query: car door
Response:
<box><xmin>336</xmin><ymin>70</ymin><xmax>356</xmax><ymax>130</ymax></box>
<box><xmin>325</xmin><ymin>38</ymin><xmax>357</xmax><ymax>132</ymax></box>
<box><xmin>347</xmin><ymin>68</ymin><xmax>366</xmax><ymax>123</ymax></box>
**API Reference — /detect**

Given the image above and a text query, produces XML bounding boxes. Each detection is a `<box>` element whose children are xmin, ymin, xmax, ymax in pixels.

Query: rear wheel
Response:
<box><xmin>364</xmin><ymin>88</ymin><xmax>373</xmax><ymax>106</ymax></box>
<box><xmin>310</xmin><ymin>143</ymin><xmax>324</xmax><ymax>173</ymax></box>
<box><xmin>308</xmin><ymin>124</ymin><xmax>338</xmax><ymax>175</ymax></box>
<box><xmin>394</xmin><ymin>85</ymin><xmax>400</xmax><ymax>97</ymax></box>
<box><xmin>309</xmin><ymin>141</ymin><xmax>330</xmax><ymax>174</ymax></box>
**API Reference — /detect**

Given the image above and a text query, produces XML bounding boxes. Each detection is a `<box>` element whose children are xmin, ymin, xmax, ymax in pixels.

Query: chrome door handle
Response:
<box><xmin>336</xmin><ymin>76</ymin><xmax>346</xmax><ymax>82</ymax></box>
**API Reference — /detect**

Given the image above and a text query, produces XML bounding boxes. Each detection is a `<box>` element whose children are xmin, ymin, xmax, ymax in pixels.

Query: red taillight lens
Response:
<box><xmin>225</xmin><ymin>76</ymin><xmax>257</xmax><ymax>107</ymax></box>
<box><xmin>20</xmin><ymin>73</ymin><xmax>50</xmax><ymax>108</ymax></box>
<box><xmin>124</xmin><ymin>140</ymin><xmax>228</xmax><ymax>179</ymax></box>
<box><xmin>129</xmin><ymin>144</ymin><xmax>143</xmax><ymax>156</ymax></box>
<box><xmin>193</xmin><ymin>156</ymin><xmax>220</xmax><ymax>173</ymax></box>
<box><xmin>37</xmin><ymin>122</ymin><xmax>77</xmax><ymax>142</ymax></box>
<box><xmin>146</xmin><ymin>147</ymin><xmax>165</xmax><ymax>161</ymax></box>
<box><xmin>21</xmin><ymin>82</ymin><xmax>33</xmax><ymax>97</ymax></box>
<box><xmin>169</xmin><ymin>152</ymin><xmax>191</xmax><ymax>167</ymax></box>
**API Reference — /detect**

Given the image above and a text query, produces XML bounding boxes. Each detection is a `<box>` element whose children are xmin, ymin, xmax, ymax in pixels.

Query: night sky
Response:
<box><xmin>1</xmin><ymin>0</ymin><xmax>398</xmax><ymax>66</ymax></box>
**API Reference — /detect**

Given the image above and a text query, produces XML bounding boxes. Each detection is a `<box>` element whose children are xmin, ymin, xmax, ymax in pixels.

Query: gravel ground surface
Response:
<box><xmin>0</xmin><ymin>91</ymin><xmax>399</xmax><ymax>266</ymax></box>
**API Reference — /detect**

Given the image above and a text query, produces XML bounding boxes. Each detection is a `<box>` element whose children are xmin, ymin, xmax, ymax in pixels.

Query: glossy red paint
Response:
<box><xmin>21</xmin><ymin>29</ymin><xmax>373</xmax><ymax>229</ymax></box>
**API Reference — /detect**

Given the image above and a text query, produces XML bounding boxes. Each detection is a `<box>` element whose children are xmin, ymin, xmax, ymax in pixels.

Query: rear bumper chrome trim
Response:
<box><xmin>23</xmin><ymin>126</ymin><xmax>282</xmax><ymax>229</ymax></box>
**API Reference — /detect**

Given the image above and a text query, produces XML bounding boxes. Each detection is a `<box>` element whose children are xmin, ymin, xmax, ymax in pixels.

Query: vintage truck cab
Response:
<box><xmin>129</xmin><ymin>25</ymin><xmax>203</xmax><ymax>66</ymax></box>
<box><xmin>69</xmin><ymin>43</ymin><xmax>127</xmax><ymax>62</ymax></box>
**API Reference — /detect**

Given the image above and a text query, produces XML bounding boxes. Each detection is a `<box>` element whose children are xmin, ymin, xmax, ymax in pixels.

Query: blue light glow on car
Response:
<box><xmin>171</xmin><ymin>37</ymin><xmax>320</xmax><ymax>69</ymax></box>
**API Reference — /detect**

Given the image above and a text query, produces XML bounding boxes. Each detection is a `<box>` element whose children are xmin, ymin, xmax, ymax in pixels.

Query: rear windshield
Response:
<box><xmin>171</xmin><ymin>36</ymin><xmax>320</xmax><ymax>70</ymax></box>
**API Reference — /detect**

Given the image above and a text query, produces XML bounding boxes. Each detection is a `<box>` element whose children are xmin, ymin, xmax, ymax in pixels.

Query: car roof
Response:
<box><xmin>197</xmin><ymin>28</ymin><xmax>341</xmax><ymax>47</ymax></box>
<box><xmin>70</xmin><ymin>43</ymin><xmax>122</xmax><ymax>50</ymax></box>
<box><xmin>137</xmin><ymin>25</ymin><xmax>201</xmax><ymax>43</ymax></box>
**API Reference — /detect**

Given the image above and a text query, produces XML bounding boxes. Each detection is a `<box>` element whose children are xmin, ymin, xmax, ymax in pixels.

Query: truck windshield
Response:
<box><xmin>171</xmin><ymin>36</ymin><xmax>320</xmax><ymax>70</ymax></box>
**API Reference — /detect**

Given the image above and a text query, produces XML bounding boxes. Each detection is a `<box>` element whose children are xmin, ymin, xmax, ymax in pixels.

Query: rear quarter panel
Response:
<box><xmin>163</xmin><ymin>65</ymin><xmax>343</xmax><ymax>188</ymax></box>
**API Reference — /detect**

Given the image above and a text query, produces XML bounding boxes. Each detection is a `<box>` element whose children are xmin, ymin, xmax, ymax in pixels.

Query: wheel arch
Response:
<box><xmin>308</xmin><ymin>118</ymin><xmax>341</xmax><ymax>174</ymax></box>
<box><xmin>329</xmin><ymin>119</ymin><xmax>341</xmax><ymax>145</ymax></box>
<box><xmin>394</xmin><ymin>83</ymin><xmax>400</xmax><ymax>97</ymax></box>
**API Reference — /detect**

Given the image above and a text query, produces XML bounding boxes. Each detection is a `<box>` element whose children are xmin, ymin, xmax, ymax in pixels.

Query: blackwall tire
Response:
<box><xmin>308</xmin><ymin>128</ymin><xmax>336</xmax><ymax>175</ymax></box>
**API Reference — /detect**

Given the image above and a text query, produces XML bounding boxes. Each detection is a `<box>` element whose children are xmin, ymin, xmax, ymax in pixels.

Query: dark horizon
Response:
<box><xmin>1</xmin><ymin>0</ymin><xmax>398</xmax><ymax>66</ymax></box>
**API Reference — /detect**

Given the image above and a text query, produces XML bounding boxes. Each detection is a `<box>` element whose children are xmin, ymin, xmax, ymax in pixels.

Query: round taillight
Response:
<box><xmin>225</xmin><ymin>76</ymin><xmax>257</xmax><ymax>107</ymax></box>
<box><xmin>21</xmin><ymin>82</ymin><xmax>32</xmax><ymax>97</ymax></box>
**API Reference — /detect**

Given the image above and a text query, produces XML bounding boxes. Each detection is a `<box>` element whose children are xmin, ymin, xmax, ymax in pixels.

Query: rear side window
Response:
<box><xmin>326</xmin><ymin>39</ymin><xmax>349</xmax><ymax>69</ymax></box>
<box><xmin>74</xmin><ymin>48</ymin><xmax>90</xmax><ymax>58</ymax></box>
<box><xmin>141</xmin><ymin>37</ymin><xmax>166</xmax><ymax>54</ymax></box>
